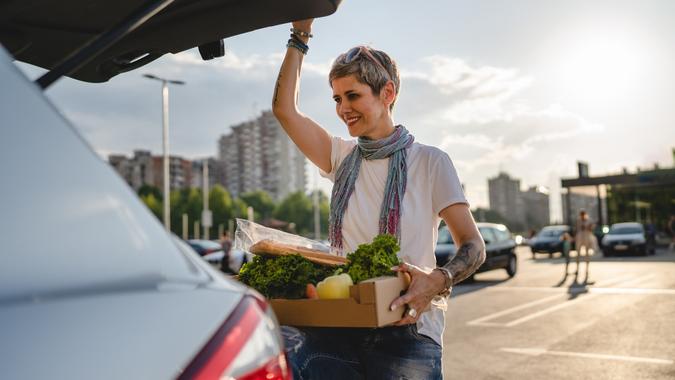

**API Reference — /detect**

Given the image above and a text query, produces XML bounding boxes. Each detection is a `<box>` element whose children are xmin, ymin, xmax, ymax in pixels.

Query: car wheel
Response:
<box><xmin>505</xmin><ymin>254</ymin><xmax>517</xmax><ymax>277</ymax></box>
<box><xmin>603</xmin><ymin>250</ymin><xmax>612</xmax><ymax>257</ymax></box>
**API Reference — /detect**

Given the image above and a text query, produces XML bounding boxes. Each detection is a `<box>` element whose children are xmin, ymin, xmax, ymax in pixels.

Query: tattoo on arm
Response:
<box><xmin>443</xmin><ymin>242</ymin><xmax>486</xmax><ymax>285</ymax></box>
<box><xmin>273</xmin><ymin>71</ymin><xmax>282</xmax><ymax>107</ymax></box>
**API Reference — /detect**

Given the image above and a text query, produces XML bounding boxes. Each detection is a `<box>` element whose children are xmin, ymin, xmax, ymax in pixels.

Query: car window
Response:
<box><xmin>539</xmin><ymin>228</ymin><xmax>564</xmax><ymax>237</ymax></box>
<box><xmin>479</xmin><ymin>227</ymin><xmax>497</xmax><ymax>245</ymax></box>
<box><xmin>437</xmin><ymin>228</ymin><xmax>454</xmax><ymax>244</ymax></box>
<box><xmin>494</xmin><ymin>227</ymin><xmax>512</xmax><ymax>242</ymax></box>
<box><xmin>609</xmin><ymin>226</ymin><xmax>643</xmax><ymax>234</ymax></box>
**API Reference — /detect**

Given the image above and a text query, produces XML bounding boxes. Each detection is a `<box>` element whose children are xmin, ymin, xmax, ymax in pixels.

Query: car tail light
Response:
<box><xmin>178</xmin><ymin>294</ymin><xmax>291</xmax><ymax>380</ymax></box>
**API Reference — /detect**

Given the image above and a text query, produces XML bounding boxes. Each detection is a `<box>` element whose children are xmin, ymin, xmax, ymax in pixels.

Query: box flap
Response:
<box><xmin>368</xmin><ymin>276</ymin><xmax>408</xmax><ymax>325</ymax></box>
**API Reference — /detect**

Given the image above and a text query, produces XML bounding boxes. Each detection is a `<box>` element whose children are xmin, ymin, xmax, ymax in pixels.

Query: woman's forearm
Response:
<box><xmin>272</xmin><ymin>38</ymin><xmax>309</xmax><ymax>120</ymax></box>
<box><xmin>443</xmin><ymin>238</ymin><xmax>486</xmax><ymax>285</ymax></box>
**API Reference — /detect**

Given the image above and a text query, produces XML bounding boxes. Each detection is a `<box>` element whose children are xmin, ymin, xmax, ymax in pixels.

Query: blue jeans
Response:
<box><xmin>281</xmin><ymin>325</ymin><xmax>443</xmax><ymax>380</ymax></box>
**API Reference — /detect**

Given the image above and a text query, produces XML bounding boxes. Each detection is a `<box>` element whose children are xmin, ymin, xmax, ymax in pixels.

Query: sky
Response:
<box><xmin>16</xmin><ymin>0</ymin><xmax>675</xmax><ymax>222</ymax></box>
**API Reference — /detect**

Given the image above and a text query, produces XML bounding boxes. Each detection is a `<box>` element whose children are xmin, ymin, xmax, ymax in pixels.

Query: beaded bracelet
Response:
<box><xmin>291</xmin><ymin>27</ymin><xmax>313</xmax><ymax>39</ymax></box>
<box><xmin>290</xmin><ymin>34</ymin><xmax>309</xmax><ymax>49</ymax></box>
<box><xmin>286</xmin><ymin>39</ymin><xmax>308</xmax><ymax>55</ymax></box>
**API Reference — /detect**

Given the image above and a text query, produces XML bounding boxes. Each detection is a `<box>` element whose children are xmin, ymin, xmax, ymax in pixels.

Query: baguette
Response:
<box><xmin>250</xmin><ymin>239</ymin><xmax>347</xmax><ymax>266</ymax></box>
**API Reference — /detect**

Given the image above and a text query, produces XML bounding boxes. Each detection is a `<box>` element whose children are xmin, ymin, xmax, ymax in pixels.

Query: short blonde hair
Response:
<box><xmin>329</xmin><ymin>46</ymin><xmax>400</xmax><ymax>111</ymax></box>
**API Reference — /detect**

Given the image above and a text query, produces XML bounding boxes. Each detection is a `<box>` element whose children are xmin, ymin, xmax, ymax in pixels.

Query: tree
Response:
<box><xmin>138</xmin><ymin>184</ymin><xmax>162</xmax><ymax>200</ymax></box>
<box><xmin>240</xmin><ymin>190</ymin><xmax>275</xmax><ymax>221</ymax></box>
<box><xmin>170</xmin><ymin>188</ymin><xmax>202</xmax><ymax>237</ymax></box>
<box><xmin>232</xmin><ymin>197</ymin><xmax>249</xmax><ymax>220</ymax></box>
<box><xmin>140</xmin><ymin>193</ymin><xmax>162</xmax><ymax>220</ymax></box>
<box><xmin>310</xmin><ymin>190</ymin><xmax>330</xmax><ymax>238</ymax></box>
<box><xmin>209</xmin><ymin>185</ymin><xmax>233</xmax><ymax>236</ymax></box>
<box><xmin>274</xmin><ymin>191</ymin><xmax>313</xmax><ymax>235</ymax></box>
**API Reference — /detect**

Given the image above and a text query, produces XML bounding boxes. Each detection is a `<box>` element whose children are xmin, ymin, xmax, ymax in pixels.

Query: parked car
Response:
<box><xmin>187</xmin><ymin>239</ymin><xmax>225</xmax><ymax>258</ymax></box>
<box><xmin>0</xmin><ymin>1</ymin><xmax>340</xmax><ymax>378</ymax></box>
<box><xmin>529</xmin><ymin>225</ymin><xmax>572</xmax><ymax>258</ymax></box>
<box><xmin>435</xmin><ymin>223</ymin><xmax>518</xmax><ymax>282</ymax></box>
<box><xmin>185</xmin><ymin>239</ymin><xmax>252</xmax><ymax>274</ymax></box>
<box><xmin>601</xmin><ymin>222</ymin><xmax>654</xmax><ymax>256</ymax></box>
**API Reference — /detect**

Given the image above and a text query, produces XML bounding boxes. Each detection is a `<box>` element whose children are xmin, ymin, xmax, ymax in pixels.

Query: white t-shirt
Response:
<box><xmin>320</xmin><ymin>135</ymin><xmax>468</xmax><ymax>346</ymax></box>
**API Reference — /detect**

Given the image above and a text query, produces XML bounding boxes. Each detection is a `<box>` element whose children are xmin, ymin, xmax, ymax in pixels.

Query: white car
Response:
<box><xmin>601</xmin><ymin>222</ymin><xmax>651</xmax><ymax>256</ymax></box>
<box><xmin>0</xmin><ymin>1</ymin><xmax>340</xmax><ymax>378</ymax></box>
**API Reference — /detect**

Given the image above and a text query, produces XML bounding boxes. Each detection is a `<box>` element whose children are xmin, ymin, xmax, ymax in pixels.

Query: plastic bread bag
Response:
<box><xmin>233</xmin><ymin>218</ymin><xmax>345</xmax><ymax>258</ymax></box>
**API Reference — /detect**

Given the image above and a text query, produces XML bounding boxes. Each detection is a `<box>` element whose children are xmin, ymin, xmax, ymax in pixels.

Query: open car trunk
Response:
<box><xmin>0</xmin><ymin>0</ymin><xmax>340</xmax><ymax>83</ymax></box>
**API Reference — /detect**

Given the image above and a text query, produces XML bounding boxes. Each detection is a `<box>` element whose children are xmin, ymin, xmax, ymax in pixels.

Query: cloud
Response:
<box><xmin>394</xmin><ymin>55</ymin><xmax>605</xmax><ymax>176</ymax></box>
<box><xmin>402</xmin><ymin>56</ymin><xmax>534</xmax><ymax>124</ymax></box>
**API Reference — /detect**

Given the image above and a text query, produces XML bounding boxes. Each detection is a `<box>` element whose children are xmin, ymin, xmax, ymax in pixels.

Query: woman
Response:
<box><xmin>272</xmin><ymin>18</ymin><xmax>485</xmax><ymax>379</ymax></box>
<box><xmin>574</xmin><ymin>209</ymin><xmax>596</xmax><ymax>282</ymax></box>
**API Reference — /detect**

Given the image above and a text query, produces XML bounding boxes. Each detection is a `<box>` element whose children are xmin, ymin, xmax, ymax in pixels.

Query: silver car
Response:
<box><xmin>0</xmin><ymin>1</ymin><xmax>340</xmax><ymax>378</ymax></box>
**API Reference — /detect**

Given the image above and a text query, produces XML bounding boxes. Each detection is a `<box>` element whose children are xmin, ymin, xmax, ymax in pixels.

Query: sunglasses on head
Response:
<box><xmin>342</xmin><ymin>46</ymin><xmax>390</xmax><ymax>80</ymax></box>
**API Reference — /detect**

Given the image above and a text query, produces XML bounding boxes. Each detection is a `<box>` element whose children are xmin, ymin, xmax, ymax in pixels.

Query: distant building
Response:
<box><xmin>521</xmin><ymin>186</ymin><xmax>550</xmax><ymax>229</ymax></box>
<box><xmin>109</xmin><ymin>150</ymin><xmax>194</xmax><ymax>191</ymax></box>
<box><xmin>151</xmin><ymin>155</ymin><xmax>192</xmax><ymax>190</ymax></box>
<box><xmin>561</xmin><ymin>157</ymin><xmax>675</xmax><ymax>229</ymax></box>
<box><xmin>191</xmin><ymin>158</ymin><xmax>223</xmax><ymax>190</ymax></box>
<box><xmin>218</xmin><ymin>110</ymin><xmax>306</xmax><ymax>200</ymax></box>
<box><xmin>109</xmin><ymin>150</ymin><xmax>155</xmax><ymax>190</ymax></box>
<box><xmin>488</xmin><ymin>172</ymin><xmax>550</xmax><ymax>231</ymax></box>
<box><xmin>488</xmin><ymin>172</ymin><xmax>524</xmax><ymax>228</ymax></box>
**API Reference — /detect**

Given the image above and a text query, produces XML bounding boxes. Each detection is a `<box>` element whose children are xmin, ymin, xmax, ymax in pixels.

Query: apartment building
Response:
<box><xmin>218</xmin><ymin>110</ymin><xmax>306</xmax><ymax>200</ymax></box>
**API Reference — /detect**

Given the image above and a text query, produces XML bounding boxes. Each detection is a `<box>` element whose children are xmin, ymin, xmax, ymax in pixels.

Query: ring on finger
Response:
<box><xmin>407</xmin><ymin>307</ymin><xmax>417</xmax><ymax>318</ymax></box>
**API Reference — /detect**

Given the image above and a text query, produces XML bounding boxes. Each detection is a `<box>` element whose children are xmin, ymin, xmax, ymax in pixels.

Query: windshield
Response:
<box><xmin>609</xmin><ymin>226</ymin><xmax>643</xmax><ymax>235</ymax></box>
<box><xmin>538</xmin><ymin>228</ymin><xmax>565</xmax><ymax>237</ymax></box>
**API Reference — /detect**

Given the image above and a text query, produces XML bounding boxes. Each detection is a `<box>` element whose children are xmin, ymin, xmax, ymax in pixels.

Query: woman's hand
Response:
<box><xmin>389</xmin><ymin>263</ymin><xmax>447</xmax><ymax>325</ymax></box>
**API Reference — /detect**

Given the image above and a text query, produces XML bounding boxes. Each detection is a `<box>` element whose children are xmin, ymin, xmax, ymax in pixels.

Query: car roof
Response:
<box><xmin>0</xmin><ymin>46</ymin><xmax>212</xmax><ymax>302</ymax></box>
<box><xmin>541</xmin><ymin>225</ymin><xmax>569</xmax><ymax>230</ymax></box>
<box><xmin>1</xmin><ymin>0</ymin><xmax>340</xmax><ymax>82</ymax></box>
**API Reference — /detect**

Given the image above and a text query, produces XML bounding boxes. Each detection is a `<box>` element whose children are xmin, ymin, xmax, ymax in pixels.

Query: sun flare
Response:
<box><xmin>553</xmin><ymin>31</ymin><xmax>647</xmax><ymax>104</ymax></box>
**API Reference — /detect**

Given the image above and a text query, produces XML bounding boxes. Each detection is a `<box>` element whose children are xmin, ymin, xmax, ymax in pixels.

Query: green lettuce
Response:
<box><xmin>238</xmin><ymin>254</ymin><xmax>333</xmax><ymax>299</ymax></box>
<box><xmin>342</xmin><ymin>234</ymin><xmax>401</xmax><ymax>283</ymax></box>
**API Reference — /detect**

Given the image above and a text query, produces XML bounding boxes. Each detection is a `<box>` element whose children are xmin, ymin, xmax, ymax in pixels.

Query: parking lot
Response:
<box><xmin>443</xmin><ymin>246</ymin><xmax>675</xmax><ymax>379</ymax></box>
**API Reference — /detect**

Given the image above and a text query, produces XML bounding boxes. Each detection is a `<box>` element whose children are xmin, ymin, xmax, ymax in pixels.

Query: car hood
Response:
<box><xmin>1</xmin><ymin>0</ymin><xmax>341</xmax><ymax>82</ymax></box>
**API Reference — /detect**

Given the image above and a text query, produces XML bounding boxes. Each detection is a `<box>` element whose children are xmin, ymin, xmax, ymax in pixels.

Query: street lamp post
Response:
<box><xmin>143</xmin><ymin>74</ymin><xmax>185</xmax><ymax>231</ymax></box>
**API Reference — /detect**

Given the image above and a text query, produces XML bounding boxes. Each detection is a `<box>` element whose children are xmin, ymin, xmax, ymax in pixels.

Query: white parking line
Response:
<box><xmin>500</xmin><ymin>347</ymin><xmax>674</xmax><ymax>365</ymax></box>
<box><xmin>467</xmin><ymin>274</ymin><xmax>659</xmax><ymax>327</ymax></box>
<box><xmin>504</xmin><ymin>294</ymin><xmax>598</xmax><ymax>327</ymax></box>
<box><xmin>467</xmin><ymin>294</ymin><xmax>561</xmax><ymax>326</ymax></box>
<box><xmin>590</xmin><ymin>287</ymin><xmax>675</xmax><ymax>295</ymax></box>
<box><xmin>485</xmin><ymin>273</ymin><xmax>640</xmax><ymax>293</ymax></box>
<box><xmin>504</xmin><ymin>274</ymin><xmax>656</xmax><ymax>327</ymax></box>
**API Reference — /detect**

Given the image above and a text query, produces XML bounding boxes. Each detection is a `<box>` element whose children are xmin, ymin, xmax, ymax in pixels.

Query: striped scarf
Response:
<box><xmin>329</xmin><ymin>125</ymin><xmax>414</xmax><ymax>249</ymax></box>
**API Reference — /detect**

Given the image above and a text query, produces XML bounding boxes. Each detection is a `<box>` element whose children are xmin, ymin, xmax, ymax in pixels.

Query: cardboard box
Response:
<box><xmin>270</xmin><ymin>275</ymin><xmax>407</xmax><ymax>327</ymax></box>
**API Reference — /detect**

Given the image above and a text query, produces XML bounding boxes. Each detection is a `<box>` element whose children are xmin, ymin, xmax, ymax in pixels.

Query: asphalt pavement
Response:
<box><xmin>443</xmin><ymin>246</ymin><xmax>675</xmax><ymax>379</ymax></box>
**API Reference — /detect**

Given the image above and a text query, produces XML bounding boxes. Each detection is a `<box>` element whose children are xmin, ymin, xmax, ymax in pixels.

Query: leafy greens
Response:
<box><xmin>238</xmin><ymin>254</ymin><xmax>334</xmax><ymax>299</ymax></box>
<box><xmin>342</xmin><ymin>234</ymin><xmax>401</xmax><ymax>283</ymax></box>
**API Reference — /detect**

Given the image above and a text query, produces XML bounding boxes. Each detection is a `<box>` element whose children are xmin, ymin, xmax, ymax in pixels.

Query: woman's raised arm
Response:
<box><xmin>271</xmin><ymin>19</ymin><xmax>332</xmax><ymax>173</ymax></box>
